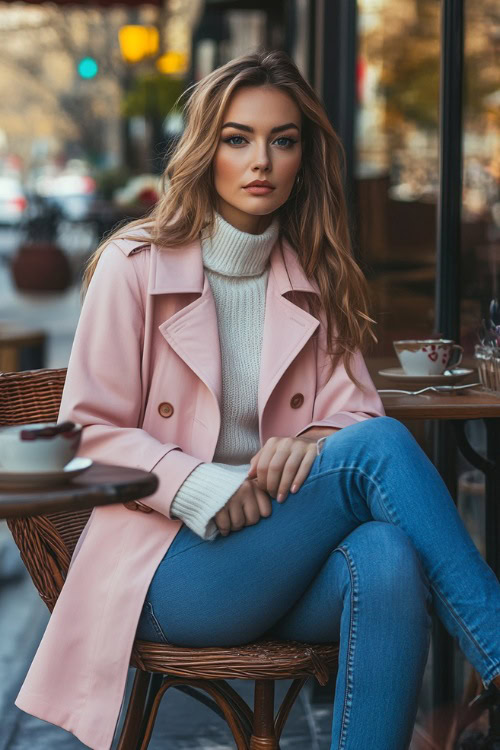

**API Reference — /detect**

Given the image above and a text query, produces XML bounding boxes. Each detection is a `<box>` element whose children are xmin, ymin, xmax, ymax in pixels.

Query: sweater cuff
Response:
<box><xmin>170</xmin><ymin>463</ymin><xmax>248</xmax><ymax>541</ymax></box>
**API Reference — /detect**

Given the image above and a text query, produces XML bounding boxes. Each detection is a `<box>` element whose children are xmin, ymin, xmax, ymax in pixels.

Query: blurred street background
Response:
<box><xmin>0</xmin><ymin>0</ymin><xmax>498</xmax><ymax>747</ymax></box>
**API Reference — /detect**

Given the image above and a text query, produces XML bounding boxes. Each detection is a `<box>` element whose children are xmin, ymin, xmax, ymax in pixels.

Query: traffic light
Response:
<box><xmin>118</xmin><ymin>26</ymin><xmax>159</xmax><ymax>63</ymax></box>
<box><xmin>78</xmin><ymin>57</ymin><xmax>99</xmax><ymax>80</ymax></box>
<box><xmin>156</xmin><ymin>51</ymin><xmax>188</xmax><ymax>75</ymax></box>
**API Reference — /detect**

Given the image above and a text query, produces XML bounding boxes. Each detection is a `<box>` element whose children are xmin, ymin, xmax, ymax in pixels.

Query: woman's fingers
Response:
<box><xmin>214</xmin><ymin>480</ymin><xmax>272</xmax><ymax>537</ymax></box>
<box><xmin>278</xmin><ymin>449</ymin><xmax>317</xmax><ymax>500</ymax></box>
<box><xmin>214</xmin><ymin>506</ymin><xmax>231</xmax><ymax>536</ymax></box>
<box><xmin>254</xmin><ymin>437</ymin><xmax>286</xmax><ymax>493</ymax></box>
<box><xmin>254</xmin><ymin>438</ymin><xmax>317</xmax><ymax>500</ymax></box>
<box><xmin>228</xmin><ymin>500</ymin><xmax>246</xmax><ymax>531</ymax></box>
<box><xmin>247</xmin><ymin>449</ymin><xmax>261</xmax><ymax>479</ymax></box>
<box><xmin>254</xmin><ymin>485</ymin><xmax>272</xmax><ymax>518</ymax></box>
<box><xmin>242</xmin><ymin>500</ymin><xmax>259</xmax><ymax>526</ymax></box>
<box><xmin>268</xmin><ymin>445</ymin><xmax>305</xmax><ymax>498</ymax></box>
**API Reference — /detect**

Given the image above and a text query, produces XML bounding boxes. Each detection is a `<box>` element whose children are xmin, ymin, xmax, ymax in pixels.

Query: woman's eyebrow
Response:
<box><xmin>221</xmin><ymin>122</ymin><xmax>299</xmax><ymax>134</ymax></box>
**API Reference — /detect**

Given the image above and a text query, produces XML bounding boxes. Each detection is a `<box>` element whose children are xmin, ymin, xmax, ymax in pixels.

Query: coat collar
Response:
<box><xmin>118</xmin><ymin>230</ymin><xmax>319</xmax><ymax>298</ymax></box>
<box><xmin>150</xmin><ymin>235</ymin><xmax>320</xmax><ymax>297</ymax></box>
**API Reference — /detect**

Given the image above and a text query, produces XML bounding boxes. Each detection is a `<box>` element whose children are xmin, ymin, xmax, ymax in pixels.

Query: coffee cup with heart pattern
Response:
<box><xmin>393</xmin><ymin>339</ymin><xmax>464</xmax><ymax>376</ymax></box>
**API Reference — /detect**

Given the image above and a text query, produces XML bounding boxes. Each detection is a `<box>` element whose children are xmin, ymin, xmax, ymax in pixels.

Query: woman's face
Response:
<box><xmin>213</xmin><ymin>85</ymin><xmax>303</xmax><ymax>234</ymax></box>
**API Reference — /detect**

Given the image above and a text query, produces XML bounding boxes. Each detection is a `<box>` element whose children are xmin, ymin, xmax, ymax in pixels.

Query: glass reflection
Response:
<box><xmin>356</xmin><ymin>0</ymin><xmax>440</xmax><ymax>357</ymax></box>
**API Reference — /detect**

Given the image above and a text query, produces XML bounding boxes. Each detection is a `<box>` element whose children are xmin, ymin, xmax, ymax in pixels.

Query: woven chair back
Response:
<box><xmin>0</xmin><ymin>368</ymin><xmax>91</xmax><ymax>610</ymax></box>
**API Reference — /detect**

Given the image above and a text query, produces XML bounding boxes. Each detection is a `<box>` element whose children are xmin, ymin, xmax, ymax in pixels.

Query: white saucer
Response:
<box><xmin>377</xmin><ymin>367</ymin><xmax>476</xmax><ymax>387</ymax></box>
<box><xmin>0</xmin><ymin>457</ymin><xmax>93</xmax><ymax>489</ymax></box>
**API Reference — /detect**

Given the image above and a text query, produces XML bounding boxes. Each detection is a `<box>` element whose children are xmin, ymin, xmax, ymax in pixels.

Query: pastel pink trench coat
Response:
<box><xmin>16</xmin><ymin>229</ymin><xmax>385</xmax><ymax>749</ymax></box>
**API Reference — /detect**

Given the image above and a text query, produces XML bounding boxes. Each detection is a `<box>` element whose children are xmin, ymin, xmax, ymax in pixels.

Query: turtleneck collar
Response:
<box><xmin>201</xmin><ymin>212</ymin><xmax>280</xmax><ymax>277</ymax></box>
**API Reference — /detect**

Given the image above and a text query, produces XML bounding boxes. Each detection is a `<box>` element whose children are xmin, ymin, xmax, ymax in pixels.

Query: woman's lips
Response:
<box><xmin>243</xmin><ymin>186</ymin><xmax>275</xmax><ymax>195</ymax></box>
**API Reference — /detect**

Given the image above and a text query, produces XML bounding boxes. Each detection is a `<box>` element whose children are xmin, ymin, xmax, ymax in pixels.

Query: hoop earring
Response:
<box><xmin>294</xmin><ymin>171</ymin><xmax>303</xmax><ymax>192</ymax></box>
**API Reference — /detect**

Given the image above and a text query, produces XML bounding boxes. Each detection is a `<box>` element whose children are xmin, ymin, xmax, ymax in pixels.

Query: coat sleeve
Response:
<box><xmin>295</xmin><ymin>320</ymin><xmax>385</xmax><ymax>436</ymax></box>
<box><xmin>58</xmin><ymin>242</ymin><xmax>203</xmax><ymax>520</ymax></box>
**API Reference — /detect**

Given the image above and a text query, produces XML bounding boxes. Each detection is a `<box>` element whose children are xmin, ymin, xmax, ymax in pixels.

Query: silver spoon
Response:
<box><xmin>378</xmin><ymin>382</ymin><xmax>481</xmax><ymax>396</ymax></box>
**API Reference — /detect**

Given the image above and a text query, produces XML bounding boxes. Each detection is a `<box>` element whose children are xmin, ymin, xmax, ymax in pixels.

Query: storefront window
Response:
<box><xmin>355</xmin><ymin>0</ymin><xmax>441</xmax><ymax>358</ymax></box>
<box><xmin>460</xmin><ymin>0</ymin><xmax>499</xmax><ymax>354</ymax></box>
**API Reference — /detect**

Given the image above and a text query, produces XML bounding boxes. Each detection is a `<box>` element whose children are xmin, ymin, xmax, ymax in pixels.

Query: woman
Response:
<box><xmin>16</xmin><ymin>50</ymin><xmax>499</xmax><ymax>750</ymax></box>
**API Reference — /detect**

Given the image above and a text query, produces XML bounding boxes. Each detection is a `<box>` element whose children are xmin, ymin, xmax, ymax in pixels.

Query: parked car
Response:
<box><xmin>0</xmin><ymin>176</ymin><xmax>27</xmax><ymax>225</ymax></box>
<box><xmin>37</xmin><ymin>173</ymin><xmax>97</xmax><ymax>221</ymax></box>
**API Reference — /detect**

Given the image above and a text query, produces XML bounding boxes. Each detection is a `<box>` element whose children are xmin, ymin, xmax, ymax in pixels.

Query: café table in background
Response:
<box><xmin>371</xmin><ymin>356</ymin><xmax>500</xmax><ymax>747</ymax></box>
<box><xmin>0</xmin><ymin>322</ymin><xmax>46</xmax><ymax>373</ymax></box>
<box><xmin>369</xmin><ymin>357</ymin><xmax>500</xmax><ymax>576</ymax></box>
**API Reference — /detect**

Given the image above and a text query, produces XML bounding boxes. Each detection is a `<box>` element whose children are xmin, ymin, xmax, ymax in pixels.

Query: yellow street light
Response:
<box><xmin>156</xmin><ymin>51</ymin><xmax>188</xmax><ymax>74</ymax></box>
<box><xmin>119</xmin><ymin>25</ymin><xmax>159</xmax><ymax>64</ymax></box>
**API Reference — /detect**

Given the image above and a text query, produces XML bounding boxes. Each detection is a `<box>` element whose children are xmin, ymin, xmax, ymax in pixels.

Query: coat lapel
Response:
<box><xmin>150</xmin><ymin>234</ymin><xmax>320</xmax><ymax>429</ymax></box>
<box><xmin>152</xmin><ymin>239</ymin><xmax>223</xmax><ymax>407</ymax></box>
<box><xmin>258</xmin><ymin>241</ymin><xmax>320</xmax><ymax>421</ymax></box>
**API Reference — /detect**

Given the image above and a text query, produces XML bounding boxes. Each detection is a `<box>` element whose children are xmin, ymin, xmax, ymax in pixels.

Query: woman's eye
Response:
<box><xmin>223</xmin><ymin>135</ymin><xmax>297</xmax><ymax>148</ymax></box>
<box><xmin>224</xmin><ymin>135</ymin><xmax>246</xmax><ymax>145</ymax></box>
<box><xmin>274</xmin><ymin>137</ymin><xmax>297</xmax><ymax>148</ymax></box>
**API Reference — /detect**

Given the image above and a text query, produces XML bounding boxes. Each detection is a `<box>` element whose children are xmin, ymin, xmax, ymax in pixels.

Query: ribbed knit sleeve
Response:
<box><xmin>170</xmin><ymin>463</ymin><xmax>249</xmax><ymax>540</ymax></box>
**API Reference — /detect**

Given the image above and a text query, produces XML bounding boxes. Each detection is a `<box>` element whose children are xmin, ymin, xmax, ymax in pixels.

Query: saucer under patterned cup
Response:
<box><xmin>0</xmin><ymin>457</ymin><xmax>93</xmax><ymax>489</ymax></box>
<box><xmin>377</xmin><ymin>367</ymin><xmax>476</xmax><ymax>388</ymax></box>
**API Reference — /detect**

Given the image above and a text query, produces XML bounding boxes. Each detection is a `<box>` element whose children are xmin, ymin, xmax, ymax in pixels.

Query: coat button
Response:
<box><xmin>158</xmin><ymin>402</ymin><xmax>174</xmax><ymax>418</ymax></box>
<box><xmin>136</xmin><ymin>502</ymin><xmax>153</xmax><ymax>514</ymax></box>
<box><xmin>290</xmin><ymin>393</ymin><xmax>304</xmax><ymax>409</ymax></box>
<box><xmin>124</xmin><ymin>500</ymin><xmax>153</xmax><ymax>513</ymax></box>
<box><xmin>124</xmin><ymin>501</ymin><xmax>139</xmax><ymax>511</ymax></box>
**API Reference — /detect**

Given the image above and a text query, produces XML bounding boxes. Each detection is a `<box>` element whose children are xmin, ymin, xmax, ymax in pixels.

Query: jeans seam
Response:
<box><xmin>430</xmin><ymin>585</ymin><xmax>500</xmax><ymax>675</ymax></box>
<box><xmin>335</xmin><ymin>545</ymin><xmax>359</xmax><ymax>750</ymax></box>
<box><xmin>162</xmin><ymin>537</ymin><xmax>208</xmax><ymax>562</ymax></box>
<box><xmin>145</xmin><ymin>601</ymin><xmax>170</xmax><ymax>644</ymax></box>
<box><xmin>309</xmin><ymin>464</ymin><xmax>498</xmax><ymax>676</ymax></box>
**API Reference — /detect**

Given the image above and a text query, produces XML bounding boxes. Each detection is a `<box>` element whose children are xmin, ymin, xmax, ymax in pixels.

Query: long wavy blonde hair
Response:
<box><xmin>83</xmin><ymin>49</ymin><xmax>377</xmax><ymax>390</ymax></box>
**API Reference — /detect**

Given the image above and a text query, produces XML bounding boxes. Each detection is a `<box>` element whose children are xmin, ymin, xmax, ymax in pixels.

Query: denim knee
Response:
<box><xmin>339</xmin><ymin>521</ymin><xmax>433</xmax><ymax>616</ymax></box>
<box><xmin>322</xmin><ymin>416</ymin><xmax>413</xmax><ymax>460</ymax></box>
<box><xmin>357</xmin><ymin>415</ymin><xmax>409</xmax><ymax>438</ymax></box>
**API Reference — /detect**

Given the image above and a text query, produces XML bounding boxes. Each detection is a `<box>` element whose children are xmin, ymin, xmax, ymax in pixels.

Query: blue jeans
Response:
<box><xmin>136</xmin><ymin>416</ymin><xmax>500</xmax><ymax>749</ymax></box>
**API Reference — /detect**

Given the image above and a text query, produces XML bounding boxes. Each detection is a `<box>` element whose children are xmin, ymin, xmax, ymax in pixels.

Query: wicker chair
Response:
<box><xmin>1</xmin><ymin>367</ymin><xmax>339</xmax><ymax>750</ymax></box>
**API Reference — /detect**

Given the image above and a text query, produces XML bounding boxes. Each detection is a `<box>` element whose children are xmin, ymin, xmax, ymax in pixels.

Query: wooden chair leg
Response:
<box><xmin>115</xmin><ymin>669</ymin><xmax>151</xmax><ymax>750</ymax></box>
<box><xmin>136</xmin><ymin>673</ymin><xmax>164</xmax><ymax>748</ymax></box>
<box><xmin>275</xmin><ymin>678</ymin><xmax>306</xmax><ymax>741</ymax></box>
<box><xmin>250</xmin><ymin>679</ymin><xmax>278</xmax><ymax>749</ymax></box>
<box><xmin>139</xmin><ymin>677</ymin><xmax>251</xmax><ymax>750</ymax></box>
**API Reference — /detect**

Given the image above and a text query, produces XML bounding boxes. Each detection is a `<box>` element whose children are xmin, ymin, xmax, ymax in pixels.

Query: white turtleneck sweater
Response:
<box><xmin>169</xmin><ymin>212</ymin><xmax>280</xmax><ymax>541</ymax></box>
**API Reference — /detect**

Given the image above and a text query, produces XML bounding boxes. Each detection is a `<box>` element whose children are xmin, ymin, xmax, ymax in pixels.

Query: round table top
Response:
<box><xmin>380</xmin><ymin>386</ymin><xmax>500</xmax><ymax>420</ymax></box>
<box><xmin>0</xmin><ymin>462</ymin><xmax>158</xmax><ymax>519</ymax></box>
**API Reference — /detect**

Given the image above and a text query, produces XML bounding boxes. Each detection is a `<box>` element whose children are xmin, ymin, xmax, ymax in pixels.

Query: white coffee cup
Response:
<box><xmin>393</xmin><ymin>339</ymin><xmax>464</xmax><ymax>376</ymax></box>
<box><xmin>0</xmin><ymin>422</ymin><xmax>82</xmax><ymax>472</ymax></box>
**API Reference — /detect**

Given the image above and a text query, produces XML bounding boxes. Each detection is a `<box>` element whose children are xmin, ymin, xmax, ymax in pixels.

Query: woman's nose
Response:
<box><xmin>251</xmin><ymin>146</ymin><xmax>271</xmax><ymax>170</ymax></box>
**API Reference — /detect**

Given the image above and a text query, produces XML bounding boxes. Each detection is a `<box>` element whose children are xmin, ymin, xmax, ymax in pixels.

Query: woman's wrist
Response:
<box><xmin>299</xmin><ymin>427</ymin><xmax>340</xmax><ymax>457</ymax></box>
<box><xmin>300</xmin><ymin>426</ymin><xmax>340</xmax><ymax>440</ymax></box>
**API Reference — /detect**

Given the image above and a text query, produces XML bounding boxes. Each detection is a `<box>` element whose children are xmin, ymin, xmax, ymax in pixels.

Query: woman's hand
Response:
<box><xmin>214</xmin><ymin>479</ymin><xmax>272</xmax><ymax>537</ymax></box>
<box><xmin>246</xmin><ymin>436</ymin><xmax>320</xmax><ymax>503</ymax></box>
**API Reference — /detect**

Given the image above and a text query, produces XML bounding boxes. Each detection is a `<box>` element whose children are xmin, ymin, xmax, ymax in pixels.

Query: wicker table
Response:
<box><xmin>0</xmin><ymin>462</ymin><xmax>158</xmax><ymax>519</ymax></box>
